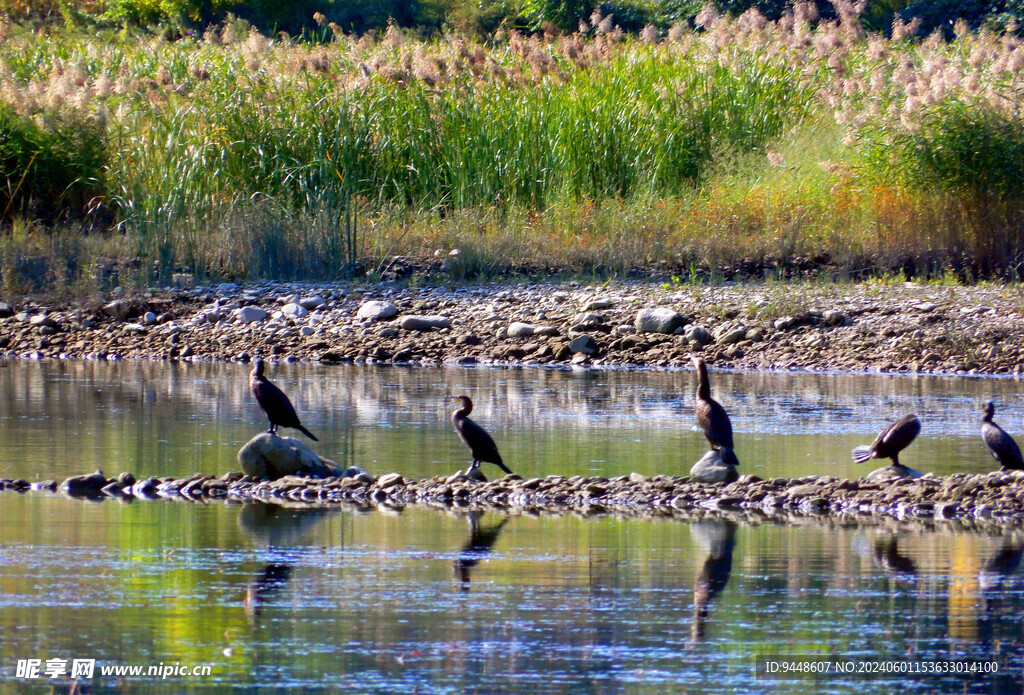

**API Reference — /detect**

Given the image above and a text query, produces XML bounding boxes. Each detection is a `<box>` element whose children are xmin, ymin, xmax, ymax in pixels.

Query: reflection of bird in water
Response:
<box><xmin>690</xmin><ymin>519</ymin><xmax>736</xmax><ymax>643</ymax></box>
<box><xmin>852</xmin><ymin>414</ymin><xmax>920</xmax><ymax>469</ymax></box>
<box><xmin>975</xmin><ymin>534</ymin><xmax>1024</xmax><ymax>653</ymax></box>
<box><xmin>871</xmin><ymin>534</ymin><xmax>917</xmax><ymax>582</ymax></box>
<box><xmin>238</xmin><ymin>502</ymin><xmax>334</xmax><ymax>618</ymax></box>
<box><xmin>453</xmin><ymin>512</ymin><xmax>510</xmax><ymax>591</ymax></box>
<box><xmin>692</xmin><ymin>357</ymin><xmax>739</xmax><ymax>468</ymax></box>
<box><xmin>244</xmin><ymin>563</ymin><xmax>293</xmax><ymax>619</ymax></box>
<box><xmin>979</xmin><ymin>535</ymin><xmax>1024</xmax><ymax>593</ymax></box>
<box><xmin>249</xmin><ymin>359</ymin><xmax>318</xmax><ymax>441</ymax></box>
<box><xmin>452</xmin><ymin>396</ymin><xmax>512</xmax><ymax>476</ymax></box>
<box><xmin>981</xmin><ymin>401</ymin><xmax>1024</xmax><ymax>471</ymax></box>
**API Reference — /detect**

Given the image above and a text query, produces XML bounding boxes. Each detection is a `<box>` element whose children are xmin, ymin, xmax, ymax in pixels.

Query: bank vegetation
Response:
<box><xmin>0</xmin><ymin>4</ymin><xmax>1022</xmax><ymax>297</ymax></box>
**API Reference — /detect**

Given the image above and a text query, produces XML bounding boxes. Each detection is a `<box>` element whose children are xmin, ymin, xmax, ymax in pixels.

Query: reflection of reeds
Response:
<box><xmin>1</xmin><ymin>11</ymin><xmax>1023</xmax><ymax>289</ymax></box>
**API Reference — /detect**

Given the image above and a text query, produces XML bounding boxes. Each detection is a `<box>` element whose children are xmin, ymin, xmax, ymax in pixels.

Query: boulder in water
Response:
<box><xmin>238</xmin><ymin>433</ymin><xmax>343</xmax><ymax>480</ymax></box>
<box><xmin>865</xmin><ymin>465</ymin><xmax>924</xmax><ymax>482</ymax></box>
<box><xmin>690</xmin><ymin>450</ymin><xmax>739</xmax><ymax>484</ymax></box>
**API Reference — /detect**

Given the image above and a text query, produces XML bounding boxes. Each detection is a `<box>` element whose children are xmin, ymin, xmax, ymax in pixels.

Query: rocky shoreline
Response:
<box><xmin>1</xmin><ymin>278</ymin><xmax>1023</xmax><ymax>374</ymax></box>
<box><xmin>7</xmin><ymin>466</ymin><xmax>1024</xmax><ymax>531</ymax></box>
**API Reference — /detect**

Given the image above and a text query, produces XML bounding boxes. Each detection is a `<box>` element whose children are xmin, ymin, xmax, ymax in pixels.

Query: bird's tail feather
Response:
<box><xmin>494</xmin><ymin>457</ymin><xmax>512</xmax><ymax>475</ymax></box>
<box><xmin>852</xmin><ymin>445</ymin><xmax>873</xmax><ymax>463</ymax></box>
<box><xmin>297</xmin><ymin>425</ymin><xmax>319</xmax><ymax>442</ymax></box>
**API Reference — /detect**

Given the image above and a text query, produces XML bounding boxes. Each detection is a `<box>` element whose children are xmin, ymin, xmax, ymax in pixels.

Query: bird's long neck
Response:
<box><xmin>454</xmin><ymin>402</ymin><xmax>471</xmax><ymax>419</ymax></box>
<box><xmin>983</xmin><ymin>408</ymin><xmax>994</xmax><ymax>423</ymax></box>
<box><xmin>696</xmin><ymin>362</ymin><xmax>711</xmax><ymax>401</ymax></box>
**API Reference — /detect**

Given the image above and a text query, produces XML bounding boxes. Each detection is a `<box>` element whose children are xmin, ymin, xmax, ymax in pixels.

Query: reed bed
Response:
<box><xmin>0</xmin><ymin>5</ymin><xmax>1023</xmax><ymax>292</ymax></box>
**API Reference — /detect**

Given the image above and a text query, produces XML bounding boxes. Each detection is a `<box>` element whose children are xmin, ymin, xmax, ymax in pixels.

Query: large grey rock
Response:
<box><xmin>635</xmin><ymin>307</ymin><xmax>687</xmax><ymax>334</ymax></box>
<box><xmin>823</xmin><ymin>309</ymin><xmax>846</xmax><ymax>326</ymax></box>
<box><xmin>507</xmin><ymin>322</ymin><xmax>535</xmax><ymax>338</ymax></box>
<box><xmin>299</xmin><ymin>295</ymin><xmax>327</xmax><ymax>310</ymax></box>
<box><xmin>685</xmin><ymin>325</ymin><xmax>713</xmax><ymax>346</ymax></box>
<box><xmin>103</xmin><ymin>300</ymin><xmax>131</xmax><ymax>321</ymax></box>
<box><xmin>571</xmin><ymin>312</ymin><xmax>607</xmax><ymax>329</ymax></box>
<box><xmin>60</xmin><ymin>470</ymin><xmax>109</xmax><ymax>494</ymax></box>
<box><xmin>357</xmin><ymin>300</ymin><xmax>398</xmax><ymax>322</ymax></box>
<box><xmin>29</xmin><ymin>314</ymin><xmax>57</xmax><ymax>328</ymax></box>
<box><xmin>690</xmin><ymin>450</ymin><xmax>739</xmax><ymax>484</ymax></box>
<box><xmin>281</xmin><ymin>302</ymin><xmax>309</xmax><ymax>319</ymax></box>
<box><xmin>716</xmin><ymin>327</ymin><xmax>747</xmax><ymax>345</ymax></box>
<box><xmin>583</xmin><ymin>298</ymin><xmax>615</xmax><ymax>311</ymax></box>
<box><xmin>399</xmin><ymin>315</ymin><xmax>451</xmax><ymax>331</ymax></box>
<box><xmin>237</xmin><ymin>433</ymin><xmax>343</xmax><ymax>480</ymax></box>
<box><xmin>714</xmin><ymin>322</ymin><xmax>747</xmax><ymax>345</ymax></box>
<box><xmin>865</xmin><ymin>465</ymin><xmax>925</xmax><ymax>482</ymax></box>
<box><xmin>235</xmin><ymin>306</ymin><xmax>269</xmax><ymax>323</ymax></box>
<box><xmin>569</xmin><ymin>335</ymin><xmax>599</xmax><ymax>355</ymax></box>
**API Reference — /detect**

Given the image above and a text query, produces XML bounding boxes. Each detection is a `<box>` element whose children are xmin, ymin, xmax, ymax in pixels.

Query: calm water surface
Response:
<box><xmin>0</xmin><ymin>361</ymin><xmax>1022</xmax><ymax>693</ymax></box>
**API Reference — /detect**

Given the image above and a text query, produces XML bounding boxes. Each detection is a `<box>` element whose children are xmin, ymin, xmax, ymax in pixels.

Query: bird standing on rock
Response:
<box><xmin>452</xmin><ymin>395</ymin><xmax>512</xmax><ymax>476</ymax></box>
<box><xmin>249</xmin><ymin>359</ymin><xmax>318</xmax><ymax>441</ymax></box>
<box><xmin>852</xmin><ymin>414</ymin><xmax>920</xmax><ymax>468</ymax></box>
<box><xmin>692</xmin><ymin>357</ymin><xmax>739</xmax><ymax>467</ymax></box>
<box><xmin>981</xmin><ymin>400</ymin><xmax>1024</xmax><ymax>471</ymax></box>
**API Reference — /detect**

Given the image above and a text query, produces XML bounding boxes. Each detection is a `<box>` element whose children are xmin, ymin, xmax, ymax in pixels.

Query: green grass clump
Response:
<box><xmin>0</xmin><ymin>104</ymin><xmax>106</xmax><ymax>224</ymax></box>
<box><xmin>881</xmin><ymin>100</ymin><xmax>1024</xmax><ymax>196</ymax></box>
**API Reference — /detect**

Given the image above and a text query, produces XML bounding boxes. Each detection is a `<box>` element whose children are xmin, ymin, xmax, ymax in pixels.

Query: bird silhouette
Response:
<box><xmin>452</xmin><ymin>395</ymin><xmax>511</xmax><ymax>475</ymax></box>
<box><xmin>852</xmin><ymin>414</ymin><xmax>920</xmax><ymax>468</ymax></box>
<box><xmin>249</xmin><ymin>359</ymin><xmax>318</xmax><ymax>441</ymax></box>
<box><xmin>692</xmin><ymin>357</ymin><xmax>739</xmax><ymax>467</ymax></box>
<box><xmin>981</xmin><ymin>400</ymin><xmax>1024</xmax><ymax>471</ymax></box>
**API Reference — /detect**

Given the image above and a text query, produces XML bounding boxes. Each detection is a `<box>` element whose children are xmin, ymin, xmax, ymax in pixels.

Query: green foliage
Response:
<box><xmin>233</xmin><ymin>0</ymin><xmax>443</xmax><ymax>35</ymax></box>
<box><xmin>867</xmin><ymin>101</ymin><xmax>1024</xmax><ymax>196</ymax></box>
<box><xmin>109</xmin><ymin>49</ymin><xmax>813</xmax><ymax>224</ymax></box>
<box><xmin>519</xmin><ymin>0</ymin><xmax>592</xmax><ymax>30</ymax></box>
<box><xmin>898</xmin><ymin>0</ymin><xmax>997</xmax><ymax>36</ymax></box>
<box><xmin>0</xmin><ymin>105</ymin><xmax>106</xmax><ymax>225</ymax></box>
<box><xmin>650</xmin><ymin>0</ymin><xmax>706</xmax><ymax>25</ymax></box>
<box><xmin>13</xmin><ymin>0</ymin><xmax>1024</xmax><ymax>36</ymax></box>
<box><xmin>986</xmin><ymin>0</ymin><xmax>1024</xmax><ymax>30</ymax></box>
<box><xmin>102</xmin><ymin>0</ymin><xmax>241</xmax><ymax>27</ymax></box>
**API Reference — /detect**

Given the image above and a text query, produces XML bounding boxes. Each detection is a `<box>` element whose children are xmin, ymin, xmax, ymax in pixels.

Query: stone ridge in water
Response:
<box><xmin>4</xmin><ymin>469</ymin><xmax>1024</xmax><ymax>526</ymax></box>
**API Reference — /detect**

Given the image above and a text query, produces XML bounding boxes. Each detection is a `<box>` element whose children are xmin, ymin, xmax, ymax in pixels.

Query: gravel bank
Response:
<box><xmin>2</xmin><ymin>279</ymin><xmax>1023</xmax><ymax>374</ymax></box>
<box><xmin>9</xmin><ymin>468</ymin><xmax>1024</xmax><ymax>528</ymax></box>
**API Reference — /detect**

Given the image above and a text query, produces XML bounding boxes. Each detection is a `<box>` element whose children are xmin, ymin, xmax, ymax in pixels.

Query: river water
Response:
<box><xmin>0</xmin><ymin>361</ymin><xmax>1021</xmax><ymax>692</ymax></box>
